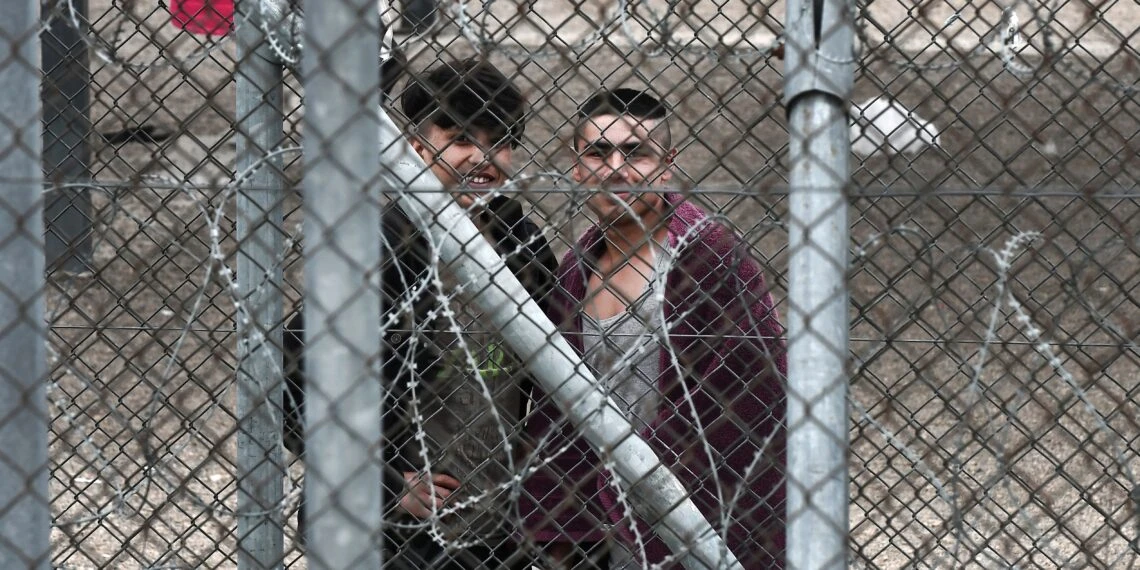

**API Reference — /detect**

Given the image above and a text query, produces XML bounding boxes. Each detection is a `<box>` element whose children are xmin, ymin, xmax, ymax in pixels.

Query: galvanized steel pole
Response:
<box><xmin>301</xmin><ymin>0</ymin><xmax>384</xmax><ymax>566</ymax></box>
<box><xmin>785</xmin><ymin>97</ymin><xmax>851</xmax><ymax>569</ymax></box>
<box><xmin>235</xmin><ymin>1</ymin><xmax>286</xmax><ymax>567</ymax></box>
<box><xmin>784</xmin><ymin>0</ymin><xmax>856</xmax><ymax>565</ymax></box>
<box><xmin>0</xmin><ymin>1</ymin><xmax>50</xmax><ymax>568</ymax></box>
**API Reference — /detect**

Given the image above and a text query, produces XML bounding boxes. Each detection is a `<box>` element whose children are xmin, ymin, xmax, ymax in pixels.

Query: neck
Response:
<box><xmin>599</xmin><ymin>210</ymin><xmax>670</xmax><ymax>270</ymax></box>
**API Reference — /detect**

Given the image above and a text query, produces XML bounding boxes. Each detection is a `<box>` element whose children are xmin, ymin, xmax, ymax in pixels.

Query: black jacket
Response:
<box><xmin>283</xmin><ymin>195</ymin><xmax>557</xmax><ymax>501</ymax></box>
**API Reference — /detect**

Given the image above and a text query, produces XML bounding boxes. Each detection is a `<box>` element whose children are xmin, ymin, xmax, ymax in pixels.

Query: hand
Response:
<box><xmin>398</xmin><ymin>471</ymin><xmax>461</xmax><ymax>519</ymax></box>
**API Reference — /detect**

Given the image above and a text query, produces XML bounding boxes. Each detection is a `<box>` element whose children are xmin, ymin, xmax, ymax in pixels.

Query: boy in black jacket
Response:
<box><xmin>284</xmin><ymin>58</ymin><xmax>556</xmax><ymax>569</ymax></box>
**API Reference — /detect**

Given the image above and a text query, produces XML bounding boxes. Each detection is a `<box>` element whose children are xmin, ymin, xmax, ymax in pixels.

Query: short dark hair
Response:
<box><xmin>576</xmin><ymin>88</ymin><xmax>672</xmax><ymax>148</ymax></box>
<box><xmin>400</xmin><ymin>58</ymin><xmax>527</xmax><ymax>148</ymax></box>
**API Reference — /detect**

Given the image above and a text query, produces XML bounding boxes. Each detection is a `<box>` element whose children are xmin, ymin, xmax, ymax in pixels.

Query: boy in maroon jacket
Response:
<box><xmin>523</xmin><ymin>88</ymin><xmax>787</xmax><ymax>569</ymax></box>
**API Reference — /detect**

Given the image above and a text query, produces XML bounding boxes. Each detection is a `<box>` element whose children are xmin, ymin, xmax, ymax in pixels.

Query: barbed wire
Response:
<box><xmin>858</xmin><ymin>1</ymin><xmax>1139</xmax><ymax>95</ymax></box>
<box><xmin>42</xmin><ymin>173</ymin><xmax>1139</xmax><ymax>563</ymax></box>
<box><xmin>43</xmin><ymin>0</ymin><xmax>234</xmax><ymax>74</ymax></box>
<box><xmin>37</xmin><ymin>0</ymin><xmax>1135</xmax><ymax>121</ymax></box>
<box><xmin>22</xmin><ymin>0</ymin><xmax>1140</xmax><ymax>565</ymax></box>
<box><xmin>47</xmin><ymin>149</ymin><xmax>306</xmax><ymax>535</ymax></box>
<box><xmin>842</xmin><ymin>221</ymin><xmax>1140</xmax><ymax>565</ymax></box>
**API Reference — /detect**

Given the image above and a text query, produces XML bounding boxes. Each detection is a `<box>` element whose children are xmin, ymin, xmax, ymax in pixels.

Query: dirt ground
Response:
<box><xmin>39</xmin><ymin>0</ymin><xmax>1140</xmax><ymax>568</ymax></box>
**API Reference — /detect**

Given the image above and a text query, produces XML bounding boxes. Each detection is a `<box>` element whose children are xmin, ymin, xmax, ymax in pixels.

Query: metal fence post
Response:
<box><xmin>235</xmin><ymin>1</ymin><xmax>286</xmax><ymax>567</ymax></box>
<box><xmin>784</xmin><ymin>0</ymin><xmax>855</xmax><ymax>566</ymax></box>
<box><xmin>42</xmin><ymin>0</ymin><xmax>93</xmax><ymax>274</ymax></box>
<box><xmin>0</xmin><ymin>1</ymin><xmax>50</xmax><ymax>568</ymax></box>
<box><xmin>301</xmin><ymin>0</ymin><xmax>384</xmax><ymax>566</ymax></box>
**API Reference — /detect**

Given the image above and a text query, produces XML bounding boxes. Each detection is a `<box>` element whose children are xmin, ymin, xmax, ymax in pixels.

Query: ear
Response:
<box><xmin>409</xmin><ymin>136</ymin><xmax>426</xmax><ymax>156</ymax></box>
<box><xmin>570</xmin><ymin>143</ymin><xmax>587</xmax><ymax>183</ymax></box>
<box><xmin>571</xmin><ymin>161</ymin><xmax>587</xmax><ymax>183</ymax></box>
<box><xmin>409</xmin><ymin>135</ymin><xmax>435</xmax><ymax>167</ymax></box>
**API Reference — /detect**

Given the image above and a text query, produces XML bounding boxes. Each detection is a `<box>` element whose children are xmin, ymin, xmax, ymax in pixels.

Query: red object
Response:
<box><xmin>170</xmin><ymin>0</ymin><xmax>234</xmax><ymax>36</ymax></box>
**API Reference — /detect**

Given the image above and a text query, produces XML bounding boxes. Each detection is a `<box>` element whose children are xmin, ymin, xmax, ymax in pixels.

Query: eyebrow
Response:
<box><xmin>579</xmin><ymin>141</ymin><xmax>656</xmax><ymax>157</ymax></box>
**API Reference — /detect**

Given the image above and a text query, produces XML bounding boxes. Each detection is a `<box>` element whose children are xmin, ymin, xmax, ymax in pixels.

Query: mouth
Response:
<box><xmin>463</xmin><ymin>171</ymin><xmax>498</xmax><ymax>189</ymax></box>
<box><xmin>606</xmin><ymin>188</ymin><xmax>641</xmax><ymax>202</ymax></box>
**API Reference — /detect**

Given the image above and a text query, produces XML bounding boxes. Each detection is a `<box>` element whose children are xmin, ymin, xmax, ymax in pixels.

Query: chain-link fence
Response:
<box><xmin>0</xmin><ymin>0</ymin><xmax>1137</xmax><ymax>567</ymax></box>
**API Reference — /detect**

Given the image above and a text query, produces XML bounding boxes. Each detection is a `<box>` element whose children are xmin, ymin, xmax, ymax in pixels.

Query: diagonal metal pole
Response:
<box><xmin>784</xmin><ymin>0</ymin><xmax>856</xmax><ymax>566</ymax></box>
<box><xmin>301</xmin><ymin>0</ymin><xmax>384</xmax><ymax>567</ymax></box>
<box><xmin>235</xmin><ymin>0</ymin><xmax>286</xmax><ymax>567</ymax></box>
<box><xmin>0</xmin><ymin>2</ymin><xmax>50</xmax><ymax>568</ymax></box>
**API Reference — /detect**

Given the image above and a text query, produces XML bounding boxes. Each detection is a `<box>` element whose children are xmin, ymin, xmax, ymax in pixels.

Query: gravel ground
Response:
<box><xmin>39</xmin><ymin>0</ymin><xmax>1140</xmax><ymax>568</ymax></box>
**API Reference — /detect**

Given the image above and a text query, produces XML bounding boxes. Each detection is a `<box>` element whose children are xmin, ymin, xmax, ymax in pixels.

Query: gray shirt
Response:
<box><xmin>582</xmin><ymin>290</ymin><xmax>664</xmax><ymax>434</ymax></box>
<box><xmin>581</xmin><ymin>255</ymin><xmax>667</xmax><ymax>570</ymax></box>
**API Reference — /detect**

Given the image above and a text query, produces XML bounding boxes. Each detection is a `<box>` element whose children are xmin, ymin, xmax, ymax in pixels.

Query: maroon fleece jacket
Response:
<box><xmin>522</xmin><ymin>195</ymin><xmax>787</xmax><ymax>569</ymax></box>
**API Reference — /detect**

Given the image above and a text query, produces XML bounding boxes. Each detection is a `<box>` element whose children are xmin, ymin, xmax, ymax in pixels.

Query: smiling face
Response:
<box><xmin>573</xmin><ymin>113</ymin><xmax>675</xmax><ymax>225</ymax></box>
<box><xmin>411</xmin><ymin>124</ymin><xmax>513</xmax><ymax>208</ymax></box>
<box><xmin>399</xmin><ymin>59</ymin><xmax>527</xmax><ymax>209</ymax></box>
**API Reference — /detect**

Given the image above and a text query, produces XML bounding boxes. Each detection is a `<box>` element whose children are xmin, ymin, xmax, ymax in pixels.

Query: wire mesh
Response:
<box><xmin>0</xmin><ymin>0</ymin><xmax>1134</xmax><ymax>567</ymax></box>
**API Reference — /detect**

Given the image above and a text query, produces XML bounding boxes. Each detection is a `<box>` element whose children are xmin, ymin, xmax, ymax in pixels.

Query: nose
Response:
<box><xmin>601</xmin><ymin>151</ymin><xmax>631</xmax><ymax>183</ymax></box>
<box><xmin>467</xmin><ymin>145</ymin><xmax>488</xmax><ymax>167</ymax></box>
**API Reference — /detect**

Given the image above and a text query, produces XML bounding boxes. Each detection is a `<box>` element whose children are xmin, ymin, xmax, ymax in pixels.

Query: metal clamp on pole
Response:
<box><xmin>783</xmin><ymin>0</ymin><xmax>856</xmax><ymax>106</ymax></box>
